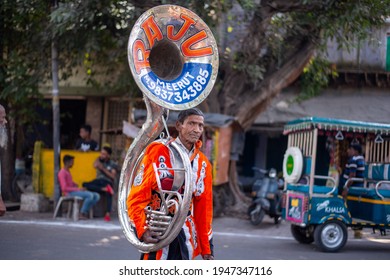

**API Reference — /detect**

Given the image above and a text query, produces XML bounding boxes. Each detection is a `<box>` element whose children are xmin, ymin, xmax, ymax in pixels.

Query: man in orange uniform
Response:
<box><xmin>127</xmin><ymin>108</ymin><xmax>214</xmax><ymax>260</ymax></box>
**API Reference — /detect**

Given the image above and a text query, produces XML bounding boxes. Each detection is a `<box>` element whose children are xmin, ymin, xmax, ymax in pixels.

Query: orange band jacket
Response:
<box><xmin>127</xmin><ymin>139</ymin><xmax>213</xmax><ymax>259</ymax></box>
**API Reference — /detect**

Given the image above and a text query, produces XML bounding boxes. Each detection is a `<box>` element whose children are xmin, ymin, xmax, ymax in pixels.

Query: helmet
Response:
<box><xmin>269</xmin><ymin>168</ymin><xmax>277</xmax><ymax>178</ymax></box>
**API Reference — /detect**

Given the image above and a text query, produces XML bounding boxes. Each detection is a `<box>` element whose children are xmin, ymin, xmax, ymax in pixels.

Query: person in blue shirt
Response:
<box><xmin>340</xmin><ymin>143</ymin><xmax>365</xmax><ymax>198</ymax></box>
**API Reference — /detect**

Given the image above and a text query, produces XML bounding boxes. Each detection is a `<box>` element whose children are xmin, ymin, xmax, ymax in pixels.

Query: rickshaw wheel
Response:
<box><xmin>314</xmin><ymin>220</ymin><xmax>348</xmax><ymax>252</ymax></box>
<box><xmin>290</xmin><ymin>225</ymin><xmax>314</xmax><ymax>244</ymax></box>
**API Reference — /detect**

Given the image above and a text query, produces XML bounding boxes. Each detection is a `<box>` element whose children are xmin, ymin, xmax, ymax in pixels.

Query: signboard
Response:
<box><xmin>286</xmin><ymin>192</ymin><xmax>306</xmax><ymax>224</ymax></box>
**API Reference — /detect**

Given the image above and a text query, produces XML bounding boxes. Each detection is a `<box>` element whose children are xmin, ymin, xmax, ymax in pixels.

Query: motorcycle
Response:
<box><xmin>247</xmin><ymin>168</ymin><xmax>283</xmax><ymax>225</ymax></box>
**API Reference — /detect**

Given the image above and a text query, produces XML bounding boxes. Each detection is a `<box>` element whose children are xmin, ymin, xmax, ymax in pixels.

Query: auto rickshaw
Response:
<box><xmin>281</xmin><ymin>117</ymin><xmax>390</xmax><ymax>252</ymax></box>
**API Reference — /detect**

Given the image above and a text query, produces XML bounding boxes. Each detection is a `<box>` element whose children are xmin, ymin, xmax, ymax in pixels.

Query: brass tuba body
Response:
<box><xmin>118</xmin><ymin>5</ymin><xmax>218</xmax><ymax>253</ymax></box>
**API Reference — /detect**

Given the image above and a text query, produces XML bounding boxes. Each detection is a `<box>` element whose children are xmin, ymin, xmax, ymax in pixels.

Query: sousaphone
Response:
<box><xmin>118</xmin><ymin>5</ymin><xmax>218</xmax><ymax>253</ymax></box>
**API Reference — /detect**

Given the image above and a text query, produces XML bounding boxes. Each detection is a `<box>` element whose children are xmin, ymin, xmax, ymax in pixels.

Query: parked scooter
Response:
<box><xmin>247</xmin><ymin>168</ymin><xmax>283</xmax><ymax>225</ymax></box>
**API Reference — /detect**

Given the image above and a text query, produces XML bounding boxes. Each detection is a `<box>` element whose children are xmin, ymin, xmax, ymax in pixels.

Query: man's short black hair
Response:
<box><xmin>350</xmin><ymin>143</ymin><xmax>362</xmax><ymax>154</ymax></box>
<box><xmin>177</xmin><ymin>108</ymin><xmax>204</xmax><ymax>123</ymax></box>
<box><xmin>103</xmin><ymin>146</ymin><xmax>112</xmax><ymax>155</ymax></box>
<box><xmin>80</xmin><ymin>124</ymin><xmax>92</xmax><ymax>134</ymax></box>
<box><xmin>63</xmin><ymin>154</ymin><xmax>74</xmax><ymax>164</ymax></box>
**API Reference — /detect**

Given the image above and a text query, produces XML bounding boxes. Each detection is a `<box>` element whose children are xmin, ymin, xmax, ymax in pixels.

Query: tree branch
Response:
<box><xmin>264</xmin><ymin>0</ymin><xmax>330</xmax><ymax>13</ymax></box>
<box><xmin>131</xmin><ymin>0</ymin><xmax>162</xmax><ymax>9</ymax></box>
<box><xmin>235</xmin><ymin>39</ymin><xmax>316</xmax><ymax>130</ymax></box>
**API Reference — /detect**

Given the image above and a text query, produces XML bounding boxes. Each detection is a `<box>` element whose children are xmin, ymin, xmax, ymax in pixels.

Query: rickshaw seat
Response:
<box><xmin>348</xmin><ymin>187</ymin><xmax>390</xmax><ymax>199</ymax></box>
<box><xmin>364</xmin><ymin>163</ymin><xmax>390</xmax><ymax>181</ymax></box>
<box><xmin>360</xmin><ymin>163</ymin><xmax>390</xmax><ymax>198</ymax></box>
<box><xmin>377</xmin><ymin>188</ymin><xmax>390</xmax><ymax>198</ymax></box>
<box><xmin>348</xmin><ymin>187</ymin><xmax>372</xmax><ymax>197</ymax></box>
<box><xmin>347</xmin><ymin>186</ymin><xmax>390</xmax><ymax>224</ymax></box>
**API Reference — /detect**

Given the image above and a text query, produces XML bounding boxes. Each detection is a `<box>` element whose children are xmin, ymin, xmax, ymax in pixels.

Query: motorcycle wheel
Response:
<box><xmin>250</xmin><ymin>208</ymin><xmax>265</xmax><ymax>225</ymax></box>
<box><xmin>290</xmin><ymin>225</ymin><xmax>314</xmax><ymax>244</ymax></box>
<box><xmin>247</xmin><ymin>204</ymin><xmax>256</xmax><ymax>216</ymax></box>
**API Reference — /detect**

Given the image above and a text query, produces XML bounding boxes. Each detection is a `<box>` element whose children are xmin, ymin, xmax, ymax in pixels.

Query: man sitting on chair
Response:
<box><xmin>58</xmin><ymin>155</ymin><xmax>100</xmax><ymax>220</ymax></box>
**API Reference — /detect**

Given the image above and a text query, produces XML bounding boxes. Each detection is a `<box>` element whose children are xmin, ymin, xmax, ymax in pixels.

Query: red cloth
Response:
<box><xmin>160</xmin><ymin>177</ymin><xmax>174</xmax><ymax>191</ymax></box>
<box><xmin>58</xmin><ymin>168</ymin><xmax>79</xmax><ymax>195</ymax></box>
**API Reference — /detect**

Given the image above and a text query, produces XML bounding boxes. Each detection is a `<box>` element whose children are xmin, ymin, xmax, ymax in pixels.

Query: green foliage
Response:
<box><xmin>0</xmin><ymin>51</ymin><xmax>45</xmax><ymax>121</ymax></box>
<box><xmin>1</xmin><ymin>0</ymin><xmax>390</xmax><ymax>123</ymax></box>
<box><xmin>49</xmin><ymin>0</ymin><xmax>137</xmax><ymax>94</ymax></box>
<box><xmin>0</xmin><ymin>0</ymin><xmax>50</xmax><ymax>125</ymax></box>
<box><xmin>233</xmin><ymin>56</ymin><xmax>266</xmax><ymax>85</ymax></box>
<box><xmin>232</xmin><ymin>0</ymin><xmax>389</xmax><ymax>94</ymax></box>
<box><xmin>298</xmin><ymin>58</ymin><xmax>338</xmax><ymax>101</ymax></box>
<box><xmin>236</xmin><ymin>0</ymin><xmax>256</xmax><ymax>11</ymax></box>
<box><xmin>285</xmin><ymin>0</ymin><xmax>390</xmax><ymax>95</ymax></box>
<box><xmin>290</xmin><ymin>0</ymin><xmax>390</xmax><ymax>50</ymax></box>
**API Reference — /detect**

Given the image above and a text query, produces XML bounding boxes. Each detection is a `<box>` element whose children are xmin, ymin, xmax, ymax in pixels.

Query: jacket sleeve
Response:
<box><xmin>126</xmin><ymin>143</ymin><xmax>172</xmax><ymax>240</ymax></box>
<box><xmin>193</xmin><ymin>157</ymin><xmax>213</xmax><ymax>256</ymax></box>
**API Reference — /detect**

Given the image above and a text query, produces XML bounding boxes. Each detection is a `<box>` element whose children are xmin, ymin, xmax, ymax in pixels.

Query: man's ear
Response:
<box><xmin>175</xmin><ymin>120</ymin><xmax>181</xmax><ymax>132</ymax></box>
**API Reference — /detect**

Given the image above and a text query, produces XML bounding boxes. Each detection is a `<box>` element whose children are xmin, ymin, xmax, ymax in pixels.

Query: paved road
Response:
<box><xmin>0</xmin><ymin>211</ymin><xmax>389</xmax><ymax>260</ymax></box>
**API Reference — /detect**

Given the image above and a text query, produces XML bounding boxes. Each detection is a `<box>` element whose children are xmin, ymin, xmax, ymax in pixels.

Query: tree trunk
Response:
<box><xmin>235</xmin><ymin>40</ymin><xmax>315</xmax><ymax>130</ymax></box>
<box><xmin>225</xmin><ymin>160</ymin><xmax>251</xmax><ymax>218</ymax></box>
<box><xmin>215</xmin><ymin>40</ymin><xmax>315</xmax><ymax>216</ymax></box>
<box><xmin>0</xmin><ymin>125</ymin><xmax>14</xmax><ymax>201</ymax></box>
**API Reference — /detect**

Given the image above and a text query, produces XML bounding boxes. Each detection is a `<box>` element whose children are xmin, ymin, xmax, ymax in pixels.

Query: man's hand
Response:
<box><xmin>342</xmin><ymin>187</ymin><xmax>348</xmax><ymax>199</ymax></box>
<box><xmin>141</xmin><ymin>230</ymin><xmax>160</xmax><ymax>244</ymax></box>
<box><xmin>94</xmin><ymin>160</ymin><xmax>104</xmax><ymax>170</ymax></box>
<box><xmin>202</xmin><ymin>254</ymin><xmax>214</xmax><ymax>260</ymax></box>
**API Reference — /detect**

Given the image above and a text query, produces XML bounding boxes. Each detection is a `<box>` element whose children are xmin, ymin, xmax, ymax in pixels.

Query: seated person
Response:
<box><xmin>58</xmin><ymin>155</ymin><xmax>100</xmax><ymax>220</ymax></box>
<box><xmin>82</xmin><ymin>146</ymin><xmax>118</xmax><ymax>221</ymax></box>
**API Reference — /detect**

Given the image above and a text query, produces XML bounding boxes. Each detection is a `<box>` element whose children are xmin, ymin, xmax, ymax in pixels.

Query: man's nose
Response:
<box><xmin>194</xmin><ymin>125</ymin><xmax>202</xmax><ymax>133</ymax></box>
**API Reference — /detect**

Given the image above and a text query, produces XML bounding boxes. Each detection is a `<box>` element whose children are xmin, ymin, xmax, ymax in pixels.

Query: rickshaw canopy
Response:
<box><xmin>283</xmin><ymin>117</ymin><xmax>390</xmax><ymax>135</ymax></box>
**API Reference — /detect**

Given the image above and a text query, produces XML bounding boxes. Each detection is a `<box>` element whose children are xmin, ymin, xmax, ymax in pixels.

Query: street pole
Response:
<box><xmin>51</xmin><ymin>0</ymin><xmax>61</xmax><ymax>207</ymax></box>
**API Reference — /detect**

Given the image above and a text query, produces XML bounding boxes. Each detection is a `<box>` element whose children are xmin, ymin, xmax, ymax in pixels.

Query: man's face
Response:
<box><xmin>79</xmin><ymin>128</ymin><xmax>89</xmax><ymax>140</ymax></box>
<box><xmin>347</xmin><ymin>147</ymin><xmax>355</xmax><ymax>157</ymax></box>
<box><xmin>100</xmin><ymin>149</ymin><xmax>110</xmax><ymax>161</ymax></box>
<box><xmin>176</xmin><ymin>114</ymin><xmax>204</xmax><ymax>146</ymax></box>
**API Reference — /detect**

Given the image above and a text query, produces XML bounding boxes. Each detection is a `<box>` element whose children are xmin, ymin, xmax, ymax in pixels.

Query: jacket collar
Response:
<box><xmin>175</xmin><ymin>137</ymin><xmax>203</xmax><ymax>161</ymax></box>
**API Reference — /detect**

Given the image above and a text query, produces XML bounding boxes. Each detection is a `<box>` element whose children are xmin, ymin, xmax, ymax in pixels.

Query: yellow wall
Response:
<box><xmin>213</xmin><ymin>126</ymin><xmax>232</xmax><ymax>186</ymax></box>
<box><xmin>38</xmin><ymin>149</ymin><xmax>100</xmax><ymax>199</ymax></box>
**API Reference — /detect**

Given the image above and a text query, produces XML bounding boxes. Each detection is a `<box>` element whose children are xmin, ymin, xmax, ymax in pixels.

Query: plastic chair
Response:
<box><xmin>53</xmin><ymin>196</ymin><xmax>93</xmax><ymax>221</ymax></box>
